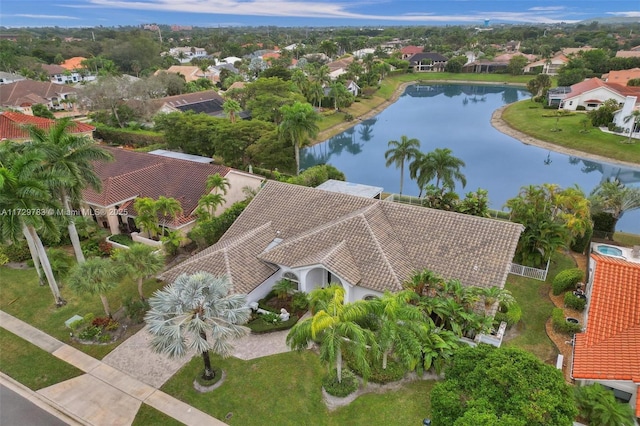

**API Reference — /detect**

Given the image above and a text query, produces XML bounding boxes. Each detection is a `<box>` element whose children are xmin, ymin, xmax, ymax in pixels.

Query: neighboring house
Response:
<box><xmin>155</xmin><ymin>66</ymin><xmax>209</xmax><ymax>83</ymax></box>
<box><xmin>164</xmin><ymin>47</ymin><xmax>208</xmax><ymax>64</ymax></box>
<box><xmin>572</xmin><ymin>249</ymin><xmax>640</xmax><ymax>419</ymax></box>
<box><xmin>41</xmin><ymin>64</ymin><xmax>84</xmax><ymax>85</ymax></box>
<box><xmin>612</xmin><ymin>96</ymin><xmax>640</xmax><ymax>137</ymax></box>
<box><xmin>345</xmin><ymin>80</ymin><xmax>360</xmax><ymax>96</ymax></box>
<box><xmin>150</xmin><ymin>90</ymin><xmax>229</xmax><ymax>118</ymax></box>
<box><xmin>0</xmin><ymin>80</ymin><xmax>79</xmax><ymax>114</ymax></box>
<box><xmin>0</xmin><ymin>111</ymin><xmax>94</xmax><ymax>142</ymax></box>
<box><xmin>559</xmin><ymin>78</ymin><xmax>640</xmax><ymax>111</ymax></box>
<box><xmin>60</xmin><ymin>56</ymin><xmax>96</xmax><ymax>82</ymax></box>
<box><xmin>160</xmin><ymin>181</ymin><xmax>523</xmax><ymax>304</ymax></box>
<box><xmin>505</xmin><ymin>40</ymin><xmax>521</xmax><ymax>52</ymax></box>
<box><xmin>523</xmin><ymin>53</ymin><xmax>569</xmax><ymax>75</ymax></box>
<box><xmin>615</xmin><ymin>50</ymin><xmax>640</xmax><ymax>59</ymax></box>
<box><xmin>209</xmin><ymin>63</ymin><xmax>238</xmax><ymax>82</ymax></box>
<box><xmin>408</xmin><ymin>52</ymin><xmax>448</xmax><ymax>72</ymax></box>
<box><xmin>352</xmin><ymin>48</ymin><xmax>375</xmax><ymax>59</ymax></box>
<box><xmin>0</xmin><ymin>71</ymin><xmax>25</xmax><ymax>85</ymax></box>
<box><xmin>604</xmin><ymin>68</ymin><xmax>640</xmax><ymax>85</ymax></box>
<box><xmin>81</xmin><ymin>146</ymin><xmax>263</xmax><ymax>237</ymax></box>
<box><xmin>327</xmin><ymin>57</ymin><xmax>354</xmax><ymax>80</ymax></box>
<box><xmin>220</xmin><ymin>56</ymin><xmax>242</xmax><ymax>66</ymax></box>
<box><xmin>562</xmin><ymin>47</ymin><xmax>595</xmax><ymax>56</ymax></box>
<box><xmin>400</xmin><ymin>45</ymin><xmax>423</xmax><ymax>60</ymax></box>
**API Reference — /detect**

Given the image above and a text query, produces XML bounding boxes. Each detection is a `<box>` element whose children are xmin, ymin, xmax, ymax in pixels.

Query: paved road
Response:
<box><xmin>0</xmin><ymin>384</ymin><xmax>69</xmax><ymax>426</ymax></box>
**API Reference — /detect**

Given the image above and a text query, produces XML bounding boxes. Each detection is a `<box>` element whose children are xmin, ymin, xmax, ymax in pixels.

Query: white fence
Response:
<box><xmin>509</xmin><ymin>259</ymin><xmax>550</xmax><ymax>281</ymax></box>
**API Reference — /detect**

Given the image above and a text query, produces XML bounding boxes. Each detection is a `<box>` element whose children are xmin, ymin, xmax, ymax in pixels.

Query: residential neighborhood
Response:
<box><xmin>1</xmin><ymin>18</ymin><xmax>640</xmax><ymax>426</ymax></box>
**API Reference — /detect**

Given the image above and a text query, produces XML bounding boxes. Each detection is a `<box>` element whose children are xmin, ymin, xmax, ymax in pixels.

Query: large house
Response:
<box><xmin>81</xmin><ymin>146</ymin><xmax>263</xmax><ymax>237</ymax></box>
<box><xmin>604</xmin><ymin>68</ymin><xmax>640</xmax><ymax>86</ymax></box>
<box><xmin>572</xmin><ymin>248</ymin><xmax>640</xmax><ymax>419</ymax></box>
<box><xmin>155</xmin><ymin>66</ymin><xmax>210</xmax><ymax>83</ymax></box>
<box><xmin>408</xmin><ymin>53</ymin><xmax>448</xmax><ymax>72</ymax></box>
<box><xmin>144</xmin><ymin>90</ymin><xmax>228</xmax><ymax>118</ymax></box>
<box><xmin>163</xmin><ymin>47</ymin><xmax>208</xmax><ymax>64</ymax></box>
<box><xmin>523</xmin><ymin>53</ymin><xmax>569</xmax><ymax>75</ymax></box>
<box><xmin>0</xmin><ymin>80</ymin><xmax>79</xmax><ymax>114</ymax></box>
<box><xmin>161</xmin><ymin>181</ymin><xmax>524</xmax><ymax>304</ymax></box>
<box><xmin>0</xmin><ymin>111</ymin><xmax>94</xmax><ymax>142</ymax></box>
<box><xmin>553</xmin><ymin>78</ymin><xmax>640</xmax><ymax>111</ymax></box>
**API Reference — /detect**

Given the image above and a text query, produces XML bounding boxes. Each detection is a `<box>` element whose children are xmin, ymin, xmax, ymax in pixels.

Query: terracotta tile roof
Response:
<box><xmin>605</xmin><ymin>68</ymin><xmax>640</xmax><ymax>85</ymax></box>
<box><xmin>82</xmin><ymin>146</ymin><xmax>231</xmax><ymax>225</ymax></box>
<box><xmin>400</xmin><ymin>46</ymin><xmax>424</xmax><ymax>55</ymax></box>
<box><xmin>0</xmin><ymin>80</ymin><xmax>78</xmax><ymax>108</ymax></box>
<box><xmin>164</xmin><ymin>181</ymin><xmax>523</xmax><ymax>295</ymax></box>
<box><xmin>573</xmin><ymin>255</ymin><xmax>640</xmax><ymax>384</ymax></box>
<box><xmin>60</xmin><ymin>57</ymin><xmax>87</xmax><ymax>71</ymax></box>
<box><xmin>0</xmin><ymin>111</ymin><xmax>94</xmax><ymax>141</ymax></box>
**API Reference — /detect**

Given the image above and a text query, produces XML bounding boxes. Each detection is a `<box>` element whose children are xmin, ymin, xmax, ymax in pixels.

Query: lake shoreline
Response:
<box><xmin>315</xmin><ymin>79</ymin><xmax>639</xmax><ymax>170</ymax></box>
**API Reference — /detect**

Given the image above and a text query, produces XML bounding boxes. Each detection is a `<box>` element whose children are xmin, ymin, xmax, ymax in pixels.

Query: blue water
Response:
<box><xmin>301</xmin><ymin>84</ymin><xmax>640</xmax><ymax>234</ymax></box>
<box><xmin>595</xmin><ymin>245</ymin><xmax>624</xmax><ymax>256</ymax></box>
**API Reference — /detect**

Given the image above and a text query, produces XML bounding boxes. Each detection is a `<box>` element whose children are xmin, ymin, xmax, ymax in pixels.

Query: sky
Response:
<box><xmin>0</xmin><ymin>0</ymin><xmax>638</xmax><ymax>28</ymax></box>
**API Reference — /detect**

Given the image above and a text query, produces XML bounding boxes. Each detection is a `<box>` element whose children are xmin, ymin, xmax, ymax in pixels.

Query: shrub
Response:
<box><xmin>576</xmin><ymin>105</ymin><xmax>586</xmax><ymax>111</ymax></box>
<box><xmin>272</xmin><ymin>279</ymin><xmax>296</xmax><ymax>299</ymax></box>
<box><xmin>552</xmin><ymin>268</ymin><xmax>584</xmax><ymax>295</ymax></box>
<box><xmin>246</xmin><ymin>315</ymin><xmax>298</xmax><ymax>333</ymax></box>
<box><xmin>188</xmin><ymin>200</ymin><xmax>249</xmax><ymax>249</ymax></box>
<box><xmin>494</xmin><ymin>301</ymin><xmax>522</xmax><ymax>328</ymax></box>
<box><xmin>323</xmin><ymin>369</ymin><xmax>359</xmax><ymax>397</ymax></box>
<box><xmin>291</xmin><ymin>292</ymin><xmax>309</xmax><ymax>312</ymax></box>
<box><xmin>123</xmin><ymin>297</ymin><xmax>149</xmax><ymax>324</ymax></box>
<box><xmin>92</xmin><ymin>316</ymin><xmax>119</xmax><ymax>330</ymax></box>
<box><xmin>78</xmin><ymin>325</ymin><xmax>102</xmax><ymax>341</ymax></box>
<box><xmin>69</xmin><ymin>318</ymin><xmax>85</xmax><ymax>331</ymax></box>
<box><xmin>564</xmin><ymin>292</ymin><xmax>586</xmax><ymax>312</ymax></box>
<box><xmin>98</xmin><ymin>240</ymin><xmax>113</xmax><ymax>257</ymax></box>
<box><xmin>1</xmin><ymin>241</ymin><xmax>31</xmax><ymax>262</ymax></box>
<box><xmin>346</xmin><ymin>351</ymin><xmax>407</xmax><ymax>384</ymax></box>
<box><xmin>81</xmin><ymin>239</ymin><xmax>102</xmax><ymax>258</ymax></box>
<box><xmin>570</xmin><ymin>227</ymin><xmax>592</xmax><ymax>254</ymax></box>
<box><xmin>552</xmin><ymin>308</ymin><xmax>582</xmax><ymax>335</ymax></box>
<box><xmin>94</xmin><ymin>126</ymin><xmax>164</xmax><ymax>148</ymax></box>
<box><xmin>260</xmin><ymin>311</ymin><xmax>281</xmax><ymax>324</ymax></box>
<box><xmin>108</xmin><ymin>234</ymin><xmax>134</xmax><ymax>247</ymax></box>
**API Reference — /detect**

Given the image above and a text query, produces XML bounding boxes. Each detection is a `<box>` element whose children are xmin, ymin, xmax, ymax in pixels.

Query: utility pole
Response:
<box><xmin>158</xmin><ymin>27</ymin><xmax>163</xmax><ymax>43</ymax></box>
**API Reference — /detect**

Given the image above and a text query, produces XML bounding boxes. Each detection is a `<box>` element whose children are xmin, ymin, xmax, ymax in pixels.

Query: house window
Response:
<box><xmin>569</xmin><ymin>101</ymin><xmax>573</xmax><ymax>106</ymax></box>
<box><xmin>282</xmin><ymin>272</ymin><xmax>299</xmax><ymax>290</ymax></box>
<box><xmin>586</xmin><ymin>103</ymin><xmax>598</xmax><ymax>108</ymax></box>
<box><xmin>601</xmin><ymin>385</ymin><xmax>632</xmax><ymax>403</ymax></box>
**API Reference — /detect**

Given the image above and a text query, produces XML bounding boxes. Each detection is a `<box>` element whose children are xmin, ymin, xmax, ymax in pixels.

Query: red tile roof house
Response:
<box><xmin>81</xmin><ymin>146</ymin><xmax>264</xmax><ymax>243</ymax></box>
<box><xmin>0</xmin><ymin>79</ymin><xmax>79</xmax><ymax>114</ymax></box>
<box><xmin>571</xmin><ymin>248</ymin><xmax>640</xmax><ymax>419</ymax></box>
<box><xmin>558</xmin><ymin>78</ymin><xmax>640</xmax><ymax>111</ymax></box>
<box><xmin>400</xmin><ymin>45</ymin><xmax>424</xmax><ymax>60</ymax></box>
<box><xmin>0</xmin><ymin>111</ymin><xmax>94</xmax><ymax>142</ymax></box>
<box><xmin>160</xmin><ymin>180</ymin><xmax>524</xmax><ymax>306</ymax></box>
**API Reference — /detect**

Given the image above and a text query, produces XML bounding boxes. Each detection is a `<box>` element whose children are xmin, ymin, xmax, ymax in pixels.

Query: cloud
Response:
<box><xmin>528</xmin><ymin>6</ymin><xmax>565</xmax><ymax>11</ymax></box>
<box><xmin>10</xmin><ymin>14</ymin><xmax>81</xmax><ymax>20</ymax></box>
<box><xmin>70</xmin><ymin>0</ymin><xmax>578</xmax><ymax>24</ymax></box>
<box><xmin>606</xmin><ymin>11</ymin><xmax>640</xmax><ymax>17</ymax></box>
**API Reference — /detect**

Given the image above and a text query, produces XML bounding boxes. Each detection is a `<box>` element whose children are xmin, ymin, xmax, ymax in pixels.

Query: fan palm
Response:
<box><xmin>145</xmin><ymin>272</ymin><xmax>250</xmax><ymax>380</ymax></box>
<box><xmin>287</xmin><ymin>285</ymin><xmax>378</xmax><ymax>383</ymax></box>
<box><xmin>67</xmin><ymin>257</ymin><xmax>123</xmax><ymax>317</ymax></box>
<box><xmin>384</xmin><ymin>135</ymin><xmax>421</xmax><ymax>196</ymax></box>
<box><xmin>28</xmin><ymin>119</ymin><xmax>113</xmax><ymax>263</ymax></box>
<box><xmin>112</xmin><ymin>243</ymin><xmax>165</xmax><ymax>300</ymax></box>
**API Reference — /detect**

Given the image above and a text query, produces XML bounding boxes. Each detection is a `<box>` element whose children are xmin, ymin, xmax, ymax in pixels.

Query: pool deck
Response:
<box><xmin>591</xmin><ymin>243</ymin><xmax>640</xmax><ymax>264</ymax></box>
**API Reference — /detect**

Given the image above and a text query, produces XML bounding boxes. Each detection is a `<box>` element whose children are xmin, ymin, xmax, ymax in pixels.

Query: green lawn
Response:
<box><xmin>502</xmin><ymin>101</ymin><xmax>640</xmax><ymax>164</ymax></box>
<box><xmin>140</xmin><ymin>350</ymin><xmax>435</xmax><ymax>426</ymax></box>
<box><xmin>0</xmin><ymin>265</ymin><xmax>166</xmax><ymax>359</ymax></box>
<box><xmin>131</xmin><ymin>404</ymin><xmax>184</xmax><ymax>426</ymax></box>
<box><xmin>0</xmin><ymin>328</ymin><xmax>83</xmax><ymax>390</ymax></box>
<box><xmin>503</xmin><ymin>251</ymin><xmax>576</xmax><ymax>362</ymax></box>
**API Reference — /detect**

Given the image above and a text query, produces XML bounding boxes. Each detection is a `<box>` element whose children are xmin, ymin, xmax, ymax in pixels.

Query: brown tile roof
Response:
<box><xmin>0</xmin><ymin>111</ymin><xmax>94</xmax><ymax>141</ymax></box>
<box><xmin>615</xmin><ymin>51</ymin><xmax>640</xmax><ymax>58</ymax></box>
<box><xmin>605</xmin><ymin>68</ymin><xmax>640</xmax><ymax>85</ymax></box>
<box><xmin>82</xmin><ymin>146</ymin><xmax>231</xmax><ymax>224</ymax></box>
<box><xmin>0</xmin><ymin>80</ymin><xmax>78</xmax><ymax>108</ymax></box>
<box><xmin>573</xmin><ymin>255</ymin><xmax>640</xmax><ymax>385</ymax></box>
<box><xmin>164</xmin><ymin>181</ymin><xmax>523</xmax><ymax>294</ymax></box>
<box><xmin>41</xmin><ymin>64</ymin><xmax>66</xmax><ymax>76</ymax></box>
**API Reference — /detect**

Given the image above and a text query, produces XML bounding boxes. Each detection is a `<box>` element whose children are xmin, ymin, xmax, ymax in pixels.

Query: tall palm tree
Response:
<box><xmin>112</xmin><ymin>243</ymin><xmax>165</xmax><ymax>300</ymax></box>
<box><xmin>133</xmin><ymin>197</ymin><xmax>159</xmax><ymax>239</ymax></box>
<box><xmin>0</xmin><ymin>148</ymin><xmax>66</xmax><ymax>305</ymax></box>
<box><xmin>426</xmin><ymin>148</ymin><xmax>467</xmax><ymax>192</ymax></box>
<box><xmin>155</xmin><ymin>196</ymin><xmax>183</xmax><ymax>237</ymax></box>
<box><xmin>409</xmin><ymin>152</ymin><xmax>434</xmax><ymax>198</ymax></box>
<box><xmin>67</xmin><ymin>257</ymin><xmax>122</xmax><ymax>317</ymax></box>
<box><xmin>287</xmin><ymin>285</ymin><xmax>378</xmax><ymax>383</ymax></box>
<box><xmin>194</xmin><ymin>193</ymin><xmax>225</xmax><ymax>220</ymax></box>
<box><xmin>28</xmin><ymin>119</ymin><xmax>113</xmax><ymax>263</ymax></box>
<box><xmin>223</xmin><ymin>99</ymin><xmax>242</xmax><ymax>123</ymax></box>
<box><xmin>623</xmin><ymin>109</ymin><xmax>640</xmax><ymax>144</ymax></box>
<box><xmin>279</xmin><ymin>102</ymin><xmax>320</xmax><ymax>175</ymax></box>
<box><xmin>145</xmin><ymin>272</ymin><xmax>250</xmax><ymax>381</ymax></box>
<box><xmin>384</xmin><ymin>135</ymin><xmax>421</xmax><ymax>195</ymax></box>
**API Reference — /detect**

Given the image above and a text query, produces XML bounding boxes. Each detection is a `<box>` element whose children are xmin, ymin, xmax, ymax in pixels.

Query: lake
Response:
<box><xmin>301</xmin><ymin>83</ymin><xmax>640</xmax><ymax>234</ymax></box>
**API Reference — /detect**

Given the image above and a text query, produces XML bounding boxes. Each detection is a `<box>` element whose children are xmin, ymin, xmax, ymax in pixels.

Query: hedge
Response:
<box><xmin>246</xmin><ymin>315</ymin><xmax>299</xmax><ymax>334</ymax></box>
<box><xmin>0</xmin><ymin>241</ymin><xmax>32</xmax><ymax>262</ymax></box>
<box><xmin>564</xmin><ymin>292</ymin><xmax>586</xmax><ymax>312</ymax></box>
<box><xmin>552</xmin><ymin>268</ymin><xmax>584</xmax><ymax>295</ymax></box>
<box><xmin>95</xmin><ymin>126</ymin><xmax>164</xmax><ymax>148</ymax></box>
<box><xmin>552</xmin><ymin>308</ymin><xmax>582</xmax><ymax>335</ymax></box>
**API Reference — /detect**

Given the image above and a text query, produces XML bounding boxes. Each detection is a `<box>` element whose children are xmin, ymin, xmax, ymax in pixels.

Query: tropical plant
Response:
<box><xmin>67</xmin><ymin>257</ymin><xmax>123</xmax><ymax>317</ymax></box>
<box><xmin>272</xmin><ymin>279</ymin><xmax>296</xmax><ymax>300</ymax></box>
<box><xmin>384</xmin><ymin>135</ymin><xmax>421</xmax><ymax>196</ymax></box>
<box><xmin>590</xmin><ymin>179</ymin><xmax>640</xmax><ymax>229</ymax></box>
<box><xmin>155</xmin><ymin>196</ymin><xmax>182</xmax><ymax>236</ymax></box>
<box><xmin>46</xmin><ymin>247</ymin><xmax>75</xmax><ymax>283</ymax></box>
<box><xmin>160</xmin><ymin>229</ymin><xmax>182</xmax><ymax>256</ymax></box>
<box><xmin>404</xmin><ymin>269</ymin><xmax>443</xmax><ymax>298</ymax></box>
<box><xmin>0</xmin><ymin>145</ymin><xmax>66</xmax><ymax>305</ymax></box>
<box><xmin>424</xmin><ymin>147</ymin><xmax>467</xmax><ymax>193</ymax></box>
<box><xmin>28</xmin><ymin>119</ymin><xmax>113</xmax><ymax>263</ymax></box>
<box><xmin>328</xmin><ymin>82</ymin><xmax>353</xmax><ymax>111</ymax></box>
<box><xmin>112</xmin><ymin>243</ymin><xmax>165</xmax><ymax>299</ymax></box>
<box><xmin>478</xmin><ymin>286</ymin><xmax>515</xmax><ymax>316</ymax></box>
<box><xmin>223</xmin><ymin>99</ymin><xmax>242</xmax><ymax>123</ymax></box>
<box><xmin>194</xmin><ymin>193</ymin><xmax>226</xmax><ymax>220</ymax></box>
<box><xmin>206</xmin><ymin>173</ymin><xmax>230</xmax><ymax>195</ymax></box>
<box><xmin>133</xmin><ymin>197</ymin><xmax>159</xmax><ymax>239</ymax></box>
<box><xmin>574</xmin><ymin>383</ymin><xmax>635</xmax><ymax>426</ymax></box>
<box><xmin>287</xmin><ymin>285</ymin><xmax>378</xmax><ymax>383</ymax></box>
<box><xmin>145</xmin><ymin>272</ymin><xmax>251</xmax><ymax>381</ymax></box>
<box><xmin>279</xmin><ymin>102</ymin><xmax>320</xmax><ymax>175</ymax></box>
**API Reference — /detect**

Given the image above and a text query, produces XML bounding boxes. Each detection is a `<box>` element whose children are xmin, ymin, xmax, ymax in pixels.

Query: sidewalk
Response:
<box><xmin>0</xmin><ymin>310</ymin><xmax>226</xmax><ymax>426</ymax></box>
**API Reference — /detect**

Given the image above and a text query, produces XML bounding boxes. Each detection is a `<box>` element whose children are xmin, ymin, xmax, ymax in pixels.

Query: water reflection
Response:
<box><xmin>302</xmin><ymin>84</ymin><xmax>640</xmax><ymax>233</ymax></box>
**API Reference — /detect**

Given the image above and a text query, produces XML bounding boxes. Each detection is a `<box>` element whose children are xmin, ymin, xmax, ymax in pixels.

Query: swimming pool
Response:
<box><xmin>595</xmin><ymin>245</ymin><xmax>624</xmax><ymax>257</ymax></box>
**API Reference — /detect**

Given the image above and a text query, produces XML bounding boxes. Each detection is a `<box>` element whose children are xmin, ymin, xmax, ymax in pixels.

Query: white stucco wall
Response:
<box><xmin>563</xmin><ymin>87</ymin><xmax>624</xmax><ymax>111</ymax></box>
<box><xmin>246</xmin><ymin>272</ymin><xmax>281</xmax><ymax>304</ymax></box>
<box><xmin>218</xmin><ymin>170</ymin><xmax>264</xmax><ymax>212</ymax></box>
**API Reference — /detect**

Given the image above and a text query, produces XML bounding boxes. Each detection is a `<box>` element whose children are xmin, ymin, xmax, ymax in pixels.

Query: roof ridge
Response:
<box><xmin>358</xmin><ymin>208</ymin><xmax>403</xmax><ymax>289</ymax></box>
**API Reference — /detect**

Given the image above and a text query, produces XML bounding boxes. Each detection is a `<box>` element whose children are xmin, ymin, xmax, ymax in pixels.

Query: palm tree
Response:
<box><xmin>112</xmin><ymin>243</ymin><xmax>165</xmax><ymax>300</ymax></box>
<box><xmin>145</xmin><ymin>272</ymin><xmax>250</xmax><ymax>381</ymax></box>
<box><xmin>0</xmin><ymin>146</ymin><xmax>66</xmax><ymax>305</ymax></box>
<box><xmin>194</xmin><ymin>193</ymin><xmax>225</xmax><ymax>220</ymax></box>
<box><xmin>28</xmin><ymin>119</ymin><xmax>113</xmax><ymax>263</ymax></box>
<box><xmin>479</xmin><ymin>286</ymin><xmax>515</xmax><ymax>317</ymax></box>
<box><xmin>279</xmin><ymin>102</ymin><xmax>320</xmax><ymax>175</ymax></box>
<box><xmin>590</xmin><ymin>179</ymin><xmax>640</xmax><ymax>228</ymax></box>
<box><xmin>574</xmin><ymin>383</ymin><xmax>636</xmax><ymax>426</ymax></box>
<box><xmin>426</xmin><ymin>148</ymin><xmax>467</xmax><ymax>192</ymax></box>
<box><xmin>409</xmin><ymin>152</ymin><xmax>434</xmax><ymax>198</ymax></box>
<box><xmin>133</xmin><ymin>197</ymin><xmax>159</xmax><ymax>239</ymax></box>
<box><xmin>67</xmin><ymin>257</ymin><xmax>122</xmax><ymax>317</ymax></box>
<box><xmin>223</xmin><ymin>99</ymin><xmax>242</xmax><ymax>123</ymax></box>
<box><xmin>155</xmin><ymin>196</ymin><xmax>183</xmax><ymax>237</ymax></box>
<box><xmin>205</xmin><ymin>173</ymin><xmax>230</xmax><ymax>195</ymax></box>
<box><xmin>384</xmin><ymin>135</ymin><xmax>421</xmax><ymax>195</ymax></box>
<box><xmin>623</xmin><ymin>109</ymin><xmax>640</xmax><ymax>144</ymax></box>
<box><xmin>307</xmin><ymin>81</ymin><xmax>324</xmax><ymax>108</ymax></box>
<box><xmin>328</xmin><ymin>82</ymin><xmax>352</xmax><ymax>111</ymax></box>
<box><xmin>287</xmin><ymin>285</ymin><xmax>378</xmax><ymax>383</ymax></box>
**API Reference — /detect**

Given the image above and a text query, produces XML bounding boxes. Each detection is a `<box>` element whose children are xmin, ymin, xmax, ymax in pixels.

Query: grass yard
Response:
<box><xmin>0</xmin><ymin>265</ymin><xmax>166</xmax><ymax>359</ymax></box>
<box><xmin>131</xmin><ymin>404</ymin><xmax>184</xmax><ymax>426</ymax></box>
<box><xmin>503</xmin><ymin>251</ymin><xmax>577</xmax><ymax>363</ymax></box>
<box><xmin>137</xmin><ymin>350</ymin><xmax>435</xmax><ymax>426</ymax></box>
<box><xmin>502</xmin><ymin>101</ymin><xmax>640</xmax><ymax>164</ymax></box>
<box><xmin>0</xmin><ymin>328</ymin><xmax>83</xmax><ymax>390</ymax></box>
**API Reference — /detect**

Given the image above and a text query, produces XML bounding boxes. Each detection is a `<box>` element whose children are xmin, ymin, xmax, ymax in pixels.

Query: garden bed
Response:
<box><xmin>246</xmin><ymin>315</ymin><xmax>299</xmax><ymax>333</ymax></box>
